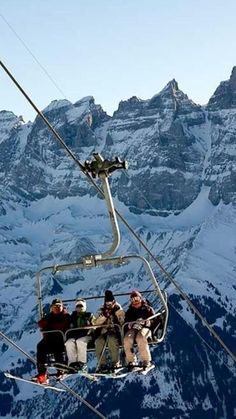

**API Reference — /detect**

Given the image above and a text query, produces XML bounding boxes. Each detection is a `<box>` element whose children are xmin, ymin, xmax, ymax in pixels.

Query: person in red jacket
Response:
<box><xmin>124</xmin><ymin>290</ymin><xmax>155</xmax><ymax>371</ymax></box>
<box><xmin>32</xmin><ymin>298</ymin><xmax>71</xmax><ymax>384</ymax></box>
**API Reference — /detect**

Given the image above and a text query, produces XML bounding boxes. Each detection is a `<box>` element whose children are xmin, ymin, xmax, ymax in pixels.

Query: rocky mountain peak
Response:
<box><xmin>147</xmin><ymin>79</ymin><xmax>202</xmax><ymax>124</ymax></box>
<box><xmin>164</xmin><ymin>78</ymin><xmax>179</xmax><ymax>93</ymax></box>
<box><xmin>0</xmin><ymin>111</ymin><xmax>25</xmax><ymax>143</ymax></box>
<box><xmin>148</xmin><ymin>79</ymin><xmax>179</xmax><ymax>106</ymax></box>
<box><xmin>229</xmin><ymin>66</ymin><xmax>236</xmax><ymax>90</ymax></box>
<box><xmin>113</xmin><ymin>96</ymin><xmax>143</xmax><ymax>117</ymax></box>
<box><xmin>43</xmin><ymin>99</ymin><xmax>72</xmax><ymax>115</ymax></box>
<box><xmin>0</xmin><ymin>109</ymin><xmax>16</xmax><ymax>120</ymax></box>
<box><xmin>115</xmin><ymin>80</ymin><xmax>181</xmax><ymax>117</ymax></box>
<box><xmin>0</xmin><ymin>110</ymin><xmax>21</xmax><ymax>126</ymax></box>
<box><xmin>74</xmin><ymin>95</ymin><xmax>95</xmax><ymax>108</ymax></box>
<box><xmin>207</xmin><ymin>66</ymin><xmax>236</xmax><ymax>110</ymax></box>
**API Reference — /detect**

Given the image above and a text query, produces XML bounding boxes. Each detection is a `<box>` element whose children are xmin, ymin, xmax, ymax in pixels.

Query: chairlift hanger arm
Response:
<box><xmin>84</xmin><ymin>153</ymin><xmax>128</xmax><ymax>258</ymax></box>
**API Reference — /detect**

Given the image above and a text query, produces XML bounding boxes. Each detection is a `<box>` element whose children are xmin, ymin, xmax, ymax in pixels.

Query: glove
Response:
<box><xmin>132</xmin><ymin>322</ymin><xmax>143</xmax><ymax>331</ymax></box>
<box><xmin>131</xmin><ymin>319</ymin><xmax>144</xmax><ymax>330</ymax></box>
<box><xmin>137</xmin><ymin>318</ymin><xmax>145</xmax><ymax>326</ymax></box>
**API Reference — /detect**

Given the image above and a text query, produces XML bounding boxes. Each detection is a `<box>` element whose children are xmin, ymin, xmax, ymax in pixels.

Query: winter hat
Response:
<box><xmin>104</xmin><ymin>290</ymin><xmax>115</xmax><ymax>302</ymax></box>
<box><xmin>51</xmin><ymin>298</ymin><xmax>63</xmax><ymax>306</ymax></box>
<box><xmin>130</xmin><ymin>290</ymin><xmax>142</xmax><ymax>299</ymax></box>
<box><xmin>75</xmin><ymin>299</ymin><xmax>87</xmax><ymax>310</ymax></box>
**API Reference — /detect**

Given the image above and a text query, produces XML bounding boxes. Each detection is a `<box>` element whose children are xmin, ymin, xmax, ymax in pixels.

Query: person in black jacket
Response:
<box><xmin>65</xmin><ymin>298</ymin><xmax>95</xmax><ymax>370</ymax></box>
<box><xmin>32</xmin><ymin>298</ymin><xmax>71</xmax><ymax>384</ymax></box>
<box><xmin>94</xmin><ymin>290</ymin><xmax>125</xmax><ymax>372</ymax></box>
<box><xmin>124</xmin><ymin>290</ymin><xmax>155</xmax><ymax>370</ymax></box>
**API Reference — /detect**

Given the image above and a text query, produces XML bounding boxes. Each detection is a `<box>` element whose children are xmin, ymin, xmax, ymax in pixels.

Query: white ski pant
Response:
<box><xmin>65</xmin><ymin>336</ymin><xmax>91</xmax><ymax>365</ymax></box>
<box><xmin>124</xmin><ymin>328</ymin><xmax>151</xmax><ymax>363</ymax></box>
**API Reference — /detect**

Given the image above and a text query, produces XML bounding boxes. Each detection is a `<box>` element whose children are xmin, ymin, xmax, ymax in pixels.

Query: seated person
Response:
<box><xmin>124</xmin><ymin>290</ymin><xmax>155</xmax><ymax>370</ymax></box>
<box><xmin>94</xmin><ymin>290</ymin><xmax>124</xmax><ymax>373</ymax></box>
<box><xmin>65</xmin><ymin>298</ymin><xmax>95</xmax><ymax>371</ymax></box>
<box><xmin>32</xmin><ymin>298</ymin><xmax>70</xmax><ymax>384</ymax></box>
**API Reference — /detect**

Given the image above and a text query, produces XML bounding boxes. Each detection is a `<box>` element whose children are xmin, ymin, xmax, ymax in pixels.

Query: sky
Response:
<box><xmin>0</xmin><ymin>0</ymin><xmax>235</xmax><ymax>122</ymax></box>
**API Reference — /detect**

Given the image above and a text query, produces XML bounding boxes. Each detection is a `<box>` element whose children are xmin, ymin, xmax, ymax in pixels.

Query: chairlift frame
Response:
<box><xmin>36</xmin><ymin>153</ymin><xmax>168</xmax><ymax>344</ymax></box>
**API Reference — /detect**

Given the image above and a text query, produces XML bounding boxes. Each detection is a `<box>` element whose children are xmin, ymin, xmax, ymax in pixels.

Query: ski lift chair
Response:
<box><xmin>35</xmin><ymin>154</ymin><xmax>168</xmax><ymax>368</ymax></box>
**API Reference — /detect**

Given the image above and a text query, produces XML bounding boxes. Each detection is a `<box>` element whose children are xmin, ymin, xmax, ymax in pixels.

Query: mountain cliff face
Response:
<box><xmin>0</xmin><ymin>69</ymin><xmax>235</xmax><ymax>419</ymax></box>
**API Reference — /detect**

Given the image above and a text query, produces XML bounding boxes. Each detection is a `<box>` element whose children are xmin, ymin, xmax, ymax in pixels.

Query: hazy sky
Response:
<box><xmin>0</xmin><ymin>0</ymin><xmax>235</xmax><ymax>122</ymax></box>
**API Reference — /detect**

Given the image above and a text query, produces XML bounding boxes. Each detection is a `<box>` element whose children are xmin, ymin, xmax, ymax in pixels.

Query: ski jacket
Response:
<box><xmin>94</xmin><ymin>302</ymin><xmax>125</xmax><ymax>337</ymax></box>
<box><xmin>125</xmin><ymin>302</ymin><xmax>155</xmax><ymax>326</ymax></box>
<box><xmin>67</xmin><ymin>311</ymin><xmax>96</xmax><ymax>339</ymax></box>
<box><xmin>38</xmin><ymin>309</ymin><xmax>71</xmax><ymax>337</ymax></box>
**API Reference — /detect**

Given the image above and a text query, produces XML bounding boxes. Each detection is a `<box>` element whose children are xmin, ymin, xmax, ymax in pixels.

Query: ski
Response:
<box><xmin>121</xmin><ymin>364</ymin><xmax>155</xmax><ymax>376</ymax></box>
<box><xmin>103</xmin><ymin>365</ymin><xmax>155</xmax><ymax>377</ymax></box>
<box><xmin>52</xmin><ymin>362</ymin><xmax>97</xmax><ymax>382</ymax></box>
<box><xmin>52</xmin><ymin>362</ymin><xmax>78</xmax><ymax>374</ymax></box>
<box><xmin>118</xmin><ymin>366</ymin><xmax>143</xmax><ymax>375</ymax></box>
<box><xmin>91</xmin><ymin>368</ymin><xmax>128</xmax><ymax>379</ymax></box>
<box><xmin>139</xmin><ymin>364</ymin><xmax>155</xmax><ymax>375</ymax></box>
<box><xmin>56</xmin><ymin>370</ymin><xmax>97</xmax><ymax>383</ymax></box>
<box><xmin>91</xmin><ymin>366</ymin><xmax>143</xmax><ymax>379</ymax></box>
<box><xmin>53</xmin><ymin>362</ymin><xmax>126</xmax><ymax>380</ymax></box>
<box><xmin>128</xmin><ymin>366</ymin><xmax>143</xmax><ymax>373</ymax></box>
<box><xmin>4</xmin><ymin>372</ymin><xmax>65</xmax><ymax>392</ymax></box>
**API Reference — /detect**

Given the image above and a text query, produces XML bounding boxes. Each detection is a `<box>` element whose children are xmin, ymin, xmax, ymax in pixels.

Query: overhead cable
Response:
<box><xmin>0</xmin><ymin>13</ymin><xmax>67</xmax><ymax>99</ymax></box>
<box><xmin>0</xmin><ymin>330</ymin><xmax>36</xmax><ymax>365</ymax></box>
<box><xmin>56</xmin><ymin>381</ymin><xmax>107</xmax><ymax>419</ymax></box>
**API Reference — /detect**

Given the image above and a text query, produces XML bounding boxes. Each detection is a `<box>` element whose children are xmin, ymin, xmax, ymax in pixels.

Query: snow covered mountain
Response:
<box><xmin>0</xmin><ymin>68</ymin><xmax>236</xmax><ymax>419</ymax></box>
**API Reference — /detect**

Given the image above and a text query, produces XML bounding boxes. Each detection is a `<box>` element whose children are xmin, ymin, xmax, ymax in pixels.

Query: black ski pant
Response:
<box><xmin>37</xmin><ymin>336</ymin><xmax>65</xmax><ymax>374</ymax></box>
